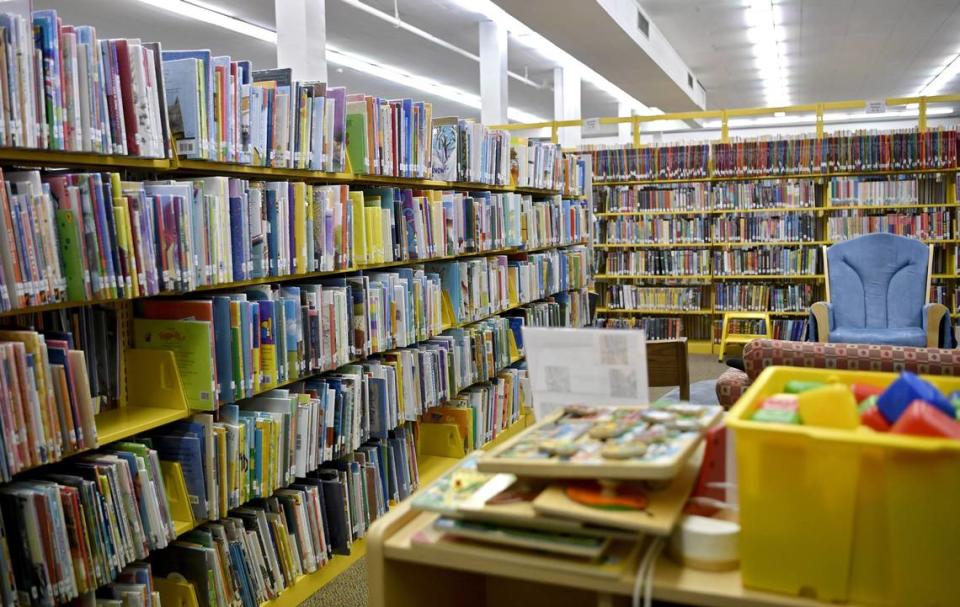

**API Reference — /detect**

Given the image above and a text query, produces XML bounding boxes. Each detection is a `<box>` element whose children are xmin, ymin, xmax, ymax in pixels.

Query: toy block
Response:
<box><xmin>796</xmin><ymin>383</ymin><xmax>859</xmax><ymax>429</ymax></box>
<box><xmin>889</xmin><ymin>400</ymin><xmax>960</xmax><ymax>439</ymax></box>
<box><xmin>877</xmin><ymin>372</ymin><xmax>954</xmax><ymax>424</ymax></box>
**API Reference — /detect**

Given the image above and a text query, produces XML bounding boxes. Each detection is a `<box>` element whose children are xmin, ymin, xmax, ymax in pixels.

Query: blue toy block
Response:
<box><xmin>877</xmin><ymin>372</ymin><xmax>954</xmax><ymax>424</ymax></box>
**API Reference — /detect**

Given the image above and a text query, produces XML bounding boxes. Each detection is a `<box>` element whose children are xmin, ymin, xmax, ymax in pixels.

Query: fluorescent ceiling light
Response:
<box><xmin>133</xmin><ymin>0</ymin><xmax>548</xmax><ymax>122</ymax></box>
<box><xmin>136</xmin><ymin>0</ymin><xmax>278</xmax><ymax>43</ymax></box>
<box><xmin>700</xmin><ymin>106</ymin><xmax>953</xmax><ymax>129</ymax></box>
<box><xmin>746</xmin><ymin>0</ymin><xmax>790</xmax><ymax>107</ymax></box>
<box><xmin>917</xmin><ymin>52</ymin><xmax>960</xmax><ymax>96</ymax></box>
<box><xmin>327</xmin><ymin>45</ymin><xmax>546</xmax><ymax>122</ymax></box>
<box><xmin>446</xmin><ymin>0</ymin><xmax>659</xmax><ymax>116</ymax></box>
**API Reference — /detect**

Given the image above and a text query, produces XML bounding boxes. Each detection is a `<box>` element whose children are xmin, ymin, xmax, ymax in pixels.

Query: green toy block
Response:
<box><xmin>858</xmin><ymin>394</ymin><xmax>878</xmax><ymax>415</ymax></box>
<box><xmin>752</xmin><ymin>408</ymin><xmax>801</xmax><ymax>424</ymax></box>
<box><xmin>784</xmin><ymin>380</ymin><xmax>826</xmax><ymax>394</ymax></box>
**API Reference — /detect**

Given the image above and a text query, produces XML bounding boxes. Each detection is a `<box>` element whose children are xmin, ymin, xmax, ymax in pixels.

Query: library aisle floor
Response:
<box><xmin>311</xmin><ymin>355</ymin><xmax>730</xmax><ymax>607</ymax></box>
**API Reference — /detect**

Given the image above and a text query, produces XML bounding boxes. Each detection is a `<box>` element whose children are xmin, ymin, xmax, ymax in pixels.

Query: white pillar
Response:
<box><xmin>554</xmin><ymin>66</ymin><xmax>581</xmax><ymax>147</ymax></box>
<box><xmin>479</xmin><ymin>20</ymin><xmax>508</xmax><ymax>125</ymax></box>
<box><xmin>618</xmin><ymin>101</ymin><xmax>634</xmax><ymax>144</ymax></box>
<box><xmin>276</xmin><ymin>0</ymin><xmax>327</xmax><ymax>81</ymax></box>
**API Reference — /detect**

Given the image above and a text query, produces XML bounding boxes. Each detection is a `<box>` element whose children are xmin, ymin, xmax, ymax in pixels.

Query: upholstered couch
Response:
<box><xmin>716</xmin><ymin>338</ymin><xmax>960</xmax><ymax>409</ymax></box>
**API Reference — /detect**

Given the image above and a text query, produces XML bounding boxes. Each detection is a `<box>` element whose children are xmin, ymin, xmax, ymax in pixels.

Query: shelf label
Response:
<box><xmin>865</xmin><ymin>100</ymin><xmax>887</xmax><ymax>114</ymax></box>
<box><xmin>583</xmin><ymin>117</ymin><xmax>602</xmax><ymax>133</ymax></box>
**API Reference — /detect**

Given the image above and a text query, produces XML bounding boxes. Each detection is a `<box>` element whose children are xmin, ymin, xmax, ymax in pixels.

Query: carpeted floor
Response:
<box><xmin>302</xmin><ymin>354</ymin><xmax>732</xmax><ymax>606</ymax></box>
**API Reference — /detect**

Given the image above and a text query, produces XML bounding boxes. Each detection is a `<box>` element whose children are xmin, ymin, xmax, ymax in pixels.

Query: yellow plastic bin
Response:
<box><xmin>726</xmin><ymin>366</ymin><xmax>960</xmax><ymax>606</ymax></box>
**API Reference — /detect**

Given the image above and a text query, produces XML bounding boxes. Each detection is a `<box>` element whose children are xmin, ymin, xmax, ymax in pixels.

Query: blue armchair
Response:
<box><xmin>809</xmin><ymin>233</ymin><xmax>952</xmax><ymax>348</ymax></box>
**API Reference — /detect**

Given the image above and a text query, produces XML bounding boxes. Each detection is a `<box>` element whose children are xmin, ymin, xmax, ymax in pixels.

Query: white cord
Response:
<box><xmin>631</xmin><ymin>537</ymin><xmax>665</xmax><ymax>607</ymax></box>
<box><xmin>643</xmin><ymin>539</ymin><xmax>666</xmax><ymax>607</ymax></box>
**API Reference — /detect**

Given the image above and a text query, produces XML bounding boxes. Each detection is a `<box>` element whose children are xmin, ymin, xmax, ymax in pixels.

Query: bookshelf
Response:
<box><xmin>0</xmin><ymin>139</ymin><xmax>592</xmax><ymax>606</ymax></box>
<box><xmin>590</xmin><ymin>149</ymin><xmax>960</xmax><ymax>347</ymax></box>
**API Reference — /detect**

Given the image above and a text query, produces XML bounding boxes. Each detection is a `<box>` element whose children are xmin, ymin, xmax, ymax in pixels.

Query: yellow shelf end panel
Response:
<box><xmin>153</xmin><ymin>577</ymin><xmax>200</xmax><ymax>607</ymax></box>
<box><xmin>95</xmin><ymin>348</ymin><xmax>190</xmax><ymax>445</ymax></box>
<box><xmin>160</xmin><ymin>460</ymin><xmax>197</xmax><ymax>535</ymax></box>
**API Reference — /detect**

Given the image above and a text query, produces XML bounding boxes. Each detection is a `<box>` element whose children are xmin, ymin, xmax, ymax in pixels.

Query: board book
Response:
<box><xmin>478</xmin><ymin>404</ymin><xmax>722</xmax><ymax>480</ymax></box>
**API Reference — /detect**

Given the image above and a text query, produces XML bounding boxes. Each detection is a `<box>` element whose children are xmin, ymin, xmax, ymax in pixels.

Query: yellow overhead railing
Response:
<box><xmin>491</xmin><ymin>93</ymin><xmax>960</xmax><ymax>147</ymax></box>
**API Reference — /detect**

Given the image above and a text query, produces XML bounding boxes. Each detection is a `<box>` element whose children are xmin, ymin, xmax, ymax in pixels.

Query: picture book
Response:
<box><xmin>132</xmin><ymin>318</ymin><xmax>216</xmax><ymax>410</ymax></box>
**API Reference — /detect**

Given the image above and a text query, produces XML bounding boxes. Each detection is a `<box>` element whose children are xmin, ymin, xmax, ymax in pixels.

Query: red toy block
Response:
<box><xmin>851</xmin><ymin>383</ymin><xmax>884</xmax><ymax>404</ymax></box>
<box><xmin>860</xmin><ymin>405</ymin><xmax>890</xmax><ymax>432</ymax></box>
<box><xmin>890</xmin><ymin>400</ymin><xmax>960</xmax><ymax>439</ymax></box>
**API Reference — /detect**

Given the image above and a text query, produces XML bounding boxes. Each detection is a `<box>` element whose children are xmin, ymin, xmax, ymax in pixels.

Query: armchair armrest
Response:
<box><xmin>922</xmin><ymin>303</ymin><xmax>949</xmax><ymax>348</ymax></box>
<box><xmin>809</xmin><ymin>302</ymin><xmax>833</xmax><ymax>343</ymax></box>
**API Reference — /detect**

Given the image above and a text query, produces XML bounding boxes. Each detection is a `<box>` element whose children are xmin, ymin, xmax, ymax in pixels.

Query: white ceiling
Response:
<box><xmin>33</xmin><ymin>0</ymin><xmax>625</xmax><ymax>123</ymax></box>
<box><xmin>641</xmin><ymin>0</ymin><xmax>960</xmax><ymax>110</ymax></box>
<box><xmin>31</xmin><ymin>0</ymin><xmax>960</xmax><ymax>123</ymax></box>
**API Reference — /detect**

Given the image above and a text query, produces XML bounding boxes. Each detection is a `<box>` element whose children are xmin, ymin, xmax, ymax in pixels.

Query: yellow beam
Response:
<box><xmin>635</xmin><ymin>110</ymin><xmax>724</xmax><ymax>122</ymax></box>
<box><xmin>725</xmin><ymin>103</ymin><xmax>818</xmax><ymax>117</ymax></box>
<box><xmin>490</xmin><ymin>93</ymin><xmax>960</xmax><ymax>139</ymax></box>
<box><xmin>632</xmin><ymin>117</ymin><xmax>641</xmax><ymax>148</ymax></box>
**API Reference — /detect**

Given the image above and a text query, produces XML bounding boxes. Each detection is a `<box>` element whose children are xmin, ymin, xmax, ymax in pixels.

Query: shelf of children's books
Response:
<box><xmin>172</xmin><ymin>158</ymin><xmax>565</xmax><ymax>195</ymax></box>
<box><xmin>593</xmin><ymin>176</ymin><xmax>713</xmax><ymax>186</ymax></box>
<box><xmin>595</xmin><ymin>242</ymin><xmax>712</xmax><ymax>249</ymax></box>
<box><xmin>449</xmin><ymin>286</ymin><xmax>588</xmax><ymax>329</ymax></box>
<box><xmin>824</xmin><ymin>203</ymin><xmax>959</xmax><ymax>211</ymax></box>
<box><xmin>0</xmin><ymin>242</ymin><xmax>587</xmax><ymax>319</ymax></box>
<box><xmin>0</xmin><ymin>148</ymin><xmax>172</xmax><ymax>170</ymax></box>
<box><xmin>713</xmin><ymin>274</ymin><xmax>825</xmax><ymax>280</ymax></box>
<box><xmin>827</xmin><ymin>238</ymin><xmax>960</xmax><ymax>245</ymax></box>
<box><xmin>596</xmin><ymin>210</ymin><xmax>712</xmax><ymax>217</ymax></box>
<box><xmin>714</xmin><ymin>241</ymin><xmax>829</xmax><ymax>247</ymax></box>
<box><xmin>595</xmin><ymin>274</ymin><xmax>713</xmax><ymax>281</ymax></box>
<box><xmin>596</xmin><ymin>241</ymin><xmax>827</xmax><ymax>248</ymax></box>
<box><xmin>592</xmin><ymin>167</ymin><xmax>959</xmax><ymax>186</ymax></box>
<box><xmin>595</xmin><ymin>308</ymin><xmax>712</xmax><ymax>315</ymax></box>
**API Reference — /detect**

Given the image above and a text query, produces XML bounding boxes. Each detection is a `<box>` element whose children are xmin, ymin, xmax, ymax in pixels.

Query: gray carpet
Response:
<box><xmin>303</xmin><ymin>354</ymin><xmax>732</xmax><ymax>606</ymax></box>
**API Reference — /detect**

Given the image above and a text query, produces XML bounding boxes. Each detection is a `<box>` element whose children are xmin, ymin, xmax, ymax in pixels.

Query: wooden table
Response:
<box><xmin>366</xmin><ymin>500</ymin><xmax>856</xmax><ymax>607</ymax></box>
<box><xmin>648</xmin><ymin>338</ymin><xmax>691</xmax><ymax>401</ymax></box>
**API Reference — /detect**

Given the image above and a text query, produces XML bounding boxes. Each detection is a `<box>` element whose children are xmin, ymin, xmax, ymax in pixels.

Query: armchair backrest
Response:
<box><xmin>825</xmin><ymin>233</ymin><xmax>930</xmax><ymax>330</ymax></box>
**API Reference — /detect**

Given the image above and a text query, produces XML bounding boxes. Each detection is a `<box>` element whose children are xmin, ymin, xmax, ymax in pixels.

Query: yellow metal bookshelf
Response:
<box><xmin>499</xmin><ymin>94</ymin><xmax>960</xmax><ymax>350</ymax></box>
<box><xmin>0</xmin><ymin>140</ymin><xmax>593</xmax><ymax>606</ymax></box>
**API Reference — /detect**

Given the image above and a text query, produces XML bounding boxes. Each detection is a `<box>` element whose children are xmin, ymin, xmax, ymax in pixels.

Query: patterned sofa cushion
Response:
<box><xmin>715</xmin><ymin>339</ymin><xmax>960</xmax><ymax>409</ymax></box>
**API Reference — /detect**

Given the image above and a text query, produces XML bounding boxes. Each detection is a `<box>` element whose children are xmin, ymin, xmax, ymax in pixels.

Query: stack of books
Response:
<box><xmin>713</xmin><ymin>283</ymin><xmax>814</xmax><ymax>313</ymax></box>
<box><xmin>407</xmin><ymin>404</ymin><xmax>723</xmax><ymax>591</ymax></box>
<box><xmin>0</xmin><ymin>328</ymin><xmax>99</xmax><ymax>480</ymax></box>
<box><xmin>585</xmin><ymin>142</ymin><xmax>710</xmax><ymax>181</ymax></box>
<box><xmin>0</xmin><ymin>443</ymin><xmax>179</xmax><ymax>605</ymax></box>
<box><xmin>601</xmin><ymin>249</ymin><xmax>711</xmax><ymax>276</ymax></box>
<box><xmin>0</xmin><ymin>10</ymin><xmax>170</xmax><ymax>157</ymax></box>
<box><xmin>711</xmin><ymin>180</ymin><xmax>816</xmax><ymax>210</ymax></box>
<box><xmin>712</xmin><ymin>247</ymin><xmax>819</xmax><ymax>275</ymax></box>
<box><xmin>602</xmin><ymin>285</ymin><xmax>704</xmax><ymax>312</ymax></box>
<box><xmin>826</xmin><ymin>210</ymin><xmax>953</xmax><ymax>241</ymax></box>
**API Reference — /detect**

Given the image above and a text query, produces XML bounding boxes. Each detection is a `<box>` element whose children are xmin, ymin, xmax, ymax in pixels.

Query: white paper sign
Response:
<box><xmin>865</xmin><ymin>100</ymin><xmax>887</xmax><ymax>114</ymax></box>
<box><xmin>522</xmin><ymin>327</ymin><xmax>650</xmax><ymax>420</ymax></box>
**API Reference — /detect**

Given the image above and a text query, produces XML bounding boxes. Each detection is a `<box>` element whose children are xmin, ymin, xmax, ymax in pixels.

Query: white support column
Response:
<box><xmin>276</xmin><ymin>0</ymin><xmax>327</xmax><ymax>81</ymax></box>
<box><xmin>553</xmin><ymin>66</ymin><xmax>581</xmax><ymax>147</ymax></box>
<box><xmin>618</xmin><ymin>101</ymin><xmax>634</xmax><ymax>144</ymax></box>
<box><xmin>479</xmin><ymin>20</ymin><xmax>508</xmax><ymax>125</ymax></box>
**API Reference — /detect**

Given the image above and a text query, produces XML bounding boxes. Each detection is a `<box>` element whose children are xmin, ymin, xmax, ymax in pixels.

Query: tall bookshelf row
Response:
<box><xmin>0</xmin><ymin>152</ymin><xmax>593</xmax><ymax>607</ymax></box>
<box><xmin>0</xmin><ymin>6</ymin><xmax>596</xmax><ymax>606</ymax></box>
<box><xmin>588</xmin><ymin>129</ymin><xmax>960</xmax><ymax>351</ymax></box>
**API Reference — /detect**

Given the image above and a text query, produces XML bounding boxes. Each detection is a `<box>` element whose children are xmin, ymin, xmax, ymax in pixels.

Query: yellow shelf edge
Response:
<box><xmin>0</xmin><ymin>242</ymin><xmax>586</xmax><ymax>319</ymax></box>
<box><xmin>259</xmin><ymin>539</ymin><xmax>369</xmax><ymax>607</ymax></box>
<box><xmin>592</xmin><ymin>166</ymin><xmax>960</xmax><ymax>186</ymax></box>
<box><xmin>94</xmin><ymin>406</ymin><xmax>190</xmax><ymax>445</ymax></box>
